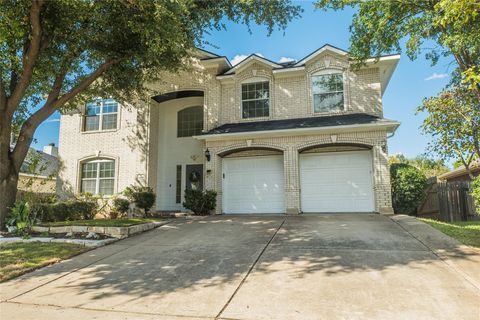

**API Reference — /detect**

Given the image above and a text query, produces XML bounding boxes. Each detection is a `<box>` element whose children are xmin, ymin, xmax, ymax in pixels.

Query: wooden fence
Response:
<box><xmin>418</xmin><ymin>179</ymin><xmax>478</xmax><ymax>222</ymax></box>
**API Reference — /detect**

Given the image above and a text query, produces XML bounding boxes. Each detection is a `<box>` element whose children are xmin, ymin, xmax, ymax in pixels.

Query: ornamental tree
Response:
<box><xmin>315</xmin><ymin>0</ymin><xmax>480</xmax><ymax>98</ymax></box>
<box><xmin>0</xmin><ymin>0</ymin><xmax>302</xmax><ymax>228</ymax></box>
<box><xmin>417</xmin><ymin>84</ymin><xmax>480</xmax><ymax>177</ymax></box>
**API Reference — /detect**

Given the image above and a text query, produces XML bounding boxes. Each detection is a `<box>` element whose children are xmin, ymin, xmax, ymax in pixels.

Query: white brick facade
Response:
<box><xmin>57</xmin><ymin>46</ymin><xmax>399</xmax><ymax>214</ymax></box>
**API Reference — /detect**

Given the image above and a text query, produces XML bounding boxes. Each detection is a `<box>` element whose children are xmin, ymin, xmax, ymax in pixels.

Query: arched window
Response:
<box><xmin>311</xmin><ymin>70</ymin><xmax>344</xmax><ymax>113</ymax></box>
<box><xmin>80</xmin><ymin>159</ymin><xmax>115</xmax><ymax>195</ymax></box>
<box><xmin>241</xmin><ymin>78</ymin><xmax>270</xmax><ymax>118</ymax></box>
<box><xmin>177</xmin><ymin>106</ymin><xmax>203</xmax><ymax>137</ymax></box>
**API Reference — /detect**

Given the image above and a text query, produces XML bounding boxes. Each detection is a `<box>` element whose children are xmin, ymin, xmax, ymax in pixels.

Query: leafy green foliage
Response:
<box><xmin>0</xmin><ymin>0</ymin><xmax>302</xmax><ymax>229</ymax></box>
<box><xmin>183</xmin><ymin>189</ymin><xmax>217</xmax><ymax>216</ymax></box>
<box><xmin>390</xmin><ymin>163</ymin><xmax>428</xmax><ymax>215</ymax></box>
<box><xmin>36</xmin><ymin>197</ymin><xmax>98</xmax><ymax>222</ymax></box>
<box><xmin>110</xmin><ymin>197</ymin><xmax>130</xmax><ymax>219</ymax></box>
<box><xmin>389</xmin><ymin>154</ymin><xmax>449</xmax><ymax>178</ymax></box>
<box><xmin>124</xmin><ymin>186</ymin><xmax>155</xmax><ymax>216</ymax></box>
<box><xmin>6</xmin><ymin>201</ymin><xmax>36</xmax><ymax>237</ymax></box>
<box><xmin>417</xmin><ymin>85</ymin><xmax>480</xmax><ymax>170</ymax></box>
<box><xmin>471</xmin><ymin>176</ymin><xmax>480</xmax><ymax>214</ymax></box>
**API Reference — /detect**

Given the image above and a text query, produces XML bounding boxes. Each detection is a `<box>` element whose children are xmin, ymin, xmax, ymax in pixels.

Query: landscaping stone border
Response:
<box><xmin>32</xmin><ymin>221</ymin><xmax>168</xmax><ymax>239</ymax></box>
<box><xmin>0</xmin><ymin>237</ymin><xmax>116</xmax><ymax>247</ymax></box>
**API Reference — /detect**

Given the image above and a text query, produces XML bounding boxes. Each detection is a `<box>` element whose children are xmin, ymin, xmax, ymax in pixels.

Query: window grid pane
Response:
<box><xmin>177</xmin><ymin>106</ymin><xmax>203</xmax><ymax>137</ymax></box>
<box><xmin>102</xmin><ymin>114</ymin><xmax>117</xmax><ymax>130</ymax></box>
<box><xmin>83</xmin><ymin>99</ymin><xmax>118</xmax><ymax>131</ymax></box>
<box><xmin>84</xmin><ymin>116</ymin><xmax>100</xmax><ymax>131</ymax></box>
<box><xmin>312</xmin><ymin>74</ymin><xmax>344</xmax><ymax>112</ymax></box>
<box><xmin>81</xmin><ymin>160</ymin><xmax>115</xmax><ymax>195</ymax></box>
<box><xmin>241</xmin><ymin>81</ymin><xmax>269</xmax><ymax>118</ymax></box>
<box><xmin>98</xmin><ymin>179</ymin><xmax>114</xmax><ymax>195</ymax></box>
<box><xmin>81</xmin><ymin>179</ymin><xmax>96</xmax><ymax>194</ymax></box>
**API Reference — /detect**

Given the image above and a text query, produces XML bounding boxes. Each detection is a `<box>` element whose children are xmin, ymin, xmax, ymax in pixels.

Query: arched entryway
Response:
<box><xmin>218</xmin><ymin>147</ymin><xmax>285</xmax><ymax>214</ymax></box>
<box><xmin>298</xmin><ymin>143</ymin><xmax>375</xmax><ymax>213</ymax></box>
<box><xmin>149</xmin><ymin>90</ymin><xmax>205</xmax><ymax>211</ymax></box>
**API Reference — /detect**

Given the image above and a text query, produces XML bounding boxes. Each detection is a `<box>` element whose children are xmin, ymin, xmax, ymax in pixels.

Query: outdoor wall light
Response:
<box><xmin>205</xmin><ymin>148</ymin><xmax>211</xmax><ymax>162</ymax></box>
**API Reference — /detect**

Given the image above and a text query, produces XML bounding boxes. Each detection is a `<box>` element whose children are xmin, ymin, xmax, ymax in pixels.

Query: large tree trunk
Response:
<box><xmin>0</xmin><ymin>168</ymin><xmax>19</xmax><ymax>230</ymax></box>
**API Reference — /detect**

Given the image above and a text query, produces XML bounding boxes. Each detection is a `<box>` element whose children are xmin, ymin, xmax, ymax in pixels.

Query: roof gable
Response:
<box><xmin>294</xmin><ymin>44</ymin><xmax>348</xmax><ymax>67</ymax></box>
<box><xmin>223</xmin><ymin>54</ymin><xmax>282</xmax><ymax>75</ymax></box>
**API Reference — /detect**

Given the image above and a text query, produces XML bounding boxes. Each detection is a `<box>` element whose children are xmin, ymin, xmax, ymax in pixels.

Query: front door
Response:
<box><xmin>185</xmin><ymin>164</ymin><xmax>203</xmax><ymax>191</ymax></box>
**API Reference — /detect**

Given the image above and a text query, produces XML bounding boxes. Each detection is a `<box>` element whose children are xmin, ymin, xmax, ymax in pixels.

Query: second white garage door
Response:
<box><xmin>300</xmin><ymin>150</ymin><xmax>374</xmax><ymax>213</ymax></box>
<box><xmin>223</xmin><ymin>156</ymin><xmax>284</xmax><ymax>214</ymax></box>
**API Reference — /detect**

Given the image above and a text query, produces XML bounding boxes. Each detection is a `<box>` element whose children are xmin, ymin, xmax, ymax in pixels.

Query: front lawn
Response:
<box><xmin>0</xmin><ymin>242</ymin><xmax>88</xmax><ymax>282</ymax></box>
<box><xmin>420</xmin><ymin>219</ymin><xmax>480</xmax><ymax>248</ymax></box>
<box><xmin>39</xmin><ymin>218</ymin><xmax>162</xmax><ymax>227</ymax></box>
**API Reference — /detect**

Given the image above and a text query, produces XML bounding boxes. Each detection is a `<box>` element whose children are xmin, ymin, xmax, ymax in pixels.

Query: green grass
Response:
<box><xmin>0</xmin><ymin>242</ymin><xmax>88</xmax><ymax>282</ymax></box>
<box><xmin>420</xmin><ymin>219</ymin><xmax>480</xmax><ymax>248</ymax></box>
<box><xmin>39</xmin><ymin>218</ymin><xmax>162</xmax><ymax>227</ymax></box>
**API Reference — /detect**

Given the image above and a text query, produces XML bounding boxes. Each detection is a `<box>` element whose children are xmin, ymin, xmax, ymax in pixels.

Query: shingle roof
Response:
<box><xmin>203</xmin><ymin>113</ymin><xmax>395</xmax><ymax>135</ymax></box>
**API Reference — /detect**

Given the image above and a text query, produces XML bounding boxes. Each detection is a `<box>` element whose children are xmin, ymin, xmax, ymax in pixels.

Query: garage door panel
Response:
<box><xmin>223</xmin><ymin>156</ymin><xmax>284</xmax><ymax>214</ymax></box>
<box><xmin>300</xmin><ymin>151</ymin><xmax>374</xmax><ymax>213</ymax></box>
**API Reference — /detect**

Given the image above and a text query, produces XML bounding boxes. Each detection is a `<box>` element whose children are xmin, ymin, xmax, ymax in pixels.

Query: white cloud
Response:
<box><xmin>424</xmin><ymin>73</ymin><xmax>448</xmax><ymax>81</ymax></box>
<box><xmin>230</xmin><ymin>53</ymin><xmax>264</xmax><ymax>66</ymax></box>
<box><xmin>231</xmin><ymin>54</ymin><xmax>248</xmax><ymax>66</ymax></box>
<box><xmin>45</xmin><ymin>118</ymin><xmax>60</xmax><ymax>123</ymax></box>
<box><xmin>278</xmin><ymin>57</ymin><xmax>296</xmax><ymax>63</ymax></box>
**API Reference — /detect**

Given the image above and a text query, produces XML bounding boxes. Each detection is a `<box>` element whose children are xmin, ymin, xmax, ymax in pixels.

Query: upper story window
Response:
<box><xmin>241</xmin><ymin>80</ymin><xmax>269</xmax><ymax>118</ymax></box>
<box><xmin>80</xmin><ymin>159</ymin><xmax>115</xmax><ymax>195</ymax></box>
<box><xmin>311</xmin><ymin>72</ymin><xmax>344</xmax><ymax>113</ymax></box>
<box><xmin>84</xmin><ymin>98</ymin><xmax>118</xmax><ymax>132</ymax></box>
<box><xmin>177</xmin><ymin>106</ymin><xmax>203</xmax><ymax>137</ymax></box>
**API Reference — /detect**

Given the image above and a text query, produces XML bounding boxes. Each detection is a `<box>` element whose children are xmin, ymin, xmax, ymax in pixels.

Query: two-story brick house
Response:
<box><xmin>57</xmin><ymin>44</ymin><xmax>400</xmax><ymax>215</ymax></box>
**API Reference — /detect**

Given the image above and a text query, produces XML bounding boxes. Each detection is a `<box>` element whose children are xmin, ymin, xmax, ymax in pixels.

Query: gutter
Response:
<box><xmin>194</xmin><ymin>121</ymin><xmax>400</xmax><ymax>141</ymax></box>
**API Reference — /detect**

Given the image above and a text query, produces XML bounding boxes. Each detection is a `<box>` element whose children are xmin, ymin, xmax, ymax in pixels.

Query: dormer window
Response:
<box><xmin>312</xmin><ymin>72</ymin><xmax>344</xmax><ymax>113</ymax></box>
<box><xmin>241</xmin><ymin>80</ymin><xmax>269</xmax><ymax>118</ymax></box>
<box><xmin>83</xmin><ymin>98</ymin><xmax>118</xmax><ymax>131</ymax></box>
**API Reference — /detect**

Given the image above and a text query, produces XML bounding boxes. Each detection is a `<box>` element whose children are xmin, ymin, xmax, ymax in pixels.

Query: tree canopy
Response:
<box><xmin>0</xmin><ymin>0</ymin><xmax>302</xmax><ymax>228</ymax></box>
<box><xmin>315</xmin><ymin>0</ymin><xmax>480</xmax><ymax>95</ymax></box>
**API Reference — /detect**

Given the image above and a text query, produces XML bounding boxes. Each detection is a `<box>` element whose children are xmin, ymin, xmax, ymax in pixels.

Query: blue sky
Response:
<box><xmin>33</xmin><ymin>1</ymin><xmax>453</xmax><ymax>160</ymax></box>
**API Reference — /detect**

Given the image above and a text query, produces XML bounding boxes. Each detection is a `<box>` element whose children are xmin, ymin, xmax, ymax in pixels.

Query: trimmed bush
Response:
<box><xmin>183</xmin><ymin>189</ymin><xmax>217</xmax><ymax>215</ymax></box>
<box><xmin>36</xmin><ymin>199</ymin><xmax>97</xmax><ymax>222</ymax></box>
<box><xmin>390</xmin><ymin>163</ymin><xmax>427</xmax><ymax>215</ymax></box>
<box><xmin>110</xmin><ymin>197</ymin><xmax>130</xmax><ymax>219</ymax></box>
<box><xmin>124</xmin><ymin>186</ymin><xmax>155</xmax><ymax>216</ymax></box>
<box><xmin>471</xmin><ymin>176</ymin><xmax>480</xmax><ymax>214</ymax></box>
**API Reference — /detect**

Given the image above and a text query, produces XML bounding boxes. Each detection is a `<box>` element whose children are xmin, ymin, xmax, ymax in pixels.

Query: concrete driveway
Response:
<box><xmin>1</xmin><ymin>214</ymin><xmax>479</xmax><ymax>320</ymax></box>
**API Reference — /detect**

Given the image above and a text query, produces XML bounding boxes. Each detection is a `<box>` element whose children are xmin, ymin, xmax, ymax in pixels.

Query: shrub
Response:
<box><xmin>390</xmin><ymin>163</ymin><xmax>427</xmax><ymax>215</ymax></box>
<box><xmin>6</xmin><ymin>201</ymin><xmax>36</xmax><ymax>237</ymax></box>
<box><xmin>471</xmin><ymin>176</ymin><xmax>480</xmax><ymax>214</ymax></box>
<box><xmin>124</xmin><ymin>186</ymin><xmax>155</xmax><ymax>216</ymax></box>
<box><xmin>110</xmin><ymin>197</ymin><xmax>130</xmax><ymax>219</ymax></box>
<box><xmin>75</xmin><ymin>193</ymin><xmax>99</xmax><ymax>220</ymax></box>
<box><xmin>35</xmin><ymin>197</ymin><xmax>98</xmax><ymax>222</ymax></box>
<box><xmin>183</xmin><ymin>189</ymin><xmax>217</xmax><ymax>215</ymax></box>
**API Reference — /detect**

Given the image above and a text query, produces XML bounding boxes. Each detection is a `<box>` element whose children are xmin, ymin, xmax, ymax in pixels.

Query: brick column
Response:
<box><xmin>284</xmin><ymin>146</ymin><xmax>300</xmax><ymax>214</ymax></box>
<box><xmin>372</xmin><ymin>144</ymin><xmax>394</xmax><ymax>214</ymax></box>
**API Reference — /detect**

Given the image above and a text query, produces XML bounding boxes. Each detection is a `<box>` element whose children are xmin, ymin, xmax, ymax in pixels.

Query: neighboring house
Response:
<box><xmin>438</xmin><ymin>162</ymin><xmax>480</xmax><ymax>182</ymax></box>
<box><xmin>57</xmin><ymin>44</ymin><xmax>400</xmax><ymax>215</ymax></box>
<box><xmin>18</xmin><ymin>143</ymin><xmax>58</xmax><ymax>194</ymax></box>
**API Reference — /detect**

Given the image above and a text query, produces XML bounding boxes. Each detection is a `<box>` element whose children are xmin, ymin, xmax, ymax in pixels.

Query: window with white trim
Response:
<box><xmin>80</xmin><ymin>159</ymin><xmax>115</xmax><ymax>195</ymax></box>
<box><xmin>83</xmin><ymin>98</ymin><xmax>118</xmax><ymax>131</ymax></box>
<box><xmin>241</xmin><ymin>81</ymin><xmax>269</xmax><ymax>118</ymax></box>
<box><xmin>311</xmin><ymin>72</ymin><xmax>344</xmax><ymax>112</ymax></box>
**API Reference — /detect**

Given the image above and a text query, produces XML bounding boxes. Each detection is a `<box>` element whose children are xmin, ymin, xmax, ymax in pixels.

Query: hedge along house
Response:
<box><xmin>57</xmin><ymin>44</ymin><xmax>400</xmax><ymax>215</ymax></box>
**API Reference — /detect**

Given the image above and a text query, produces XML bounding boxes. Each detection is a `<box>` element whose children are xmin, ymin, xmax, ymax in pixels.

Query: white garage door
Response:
<box><xmin>223</xmin><ymin>156</ymin><xmax>284</xmax><ymax>214</ymax></box>
<box><xmin>300</xmin><ymin>151</ymin><xmax>374</xmax><ymax>213</ymax></box>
